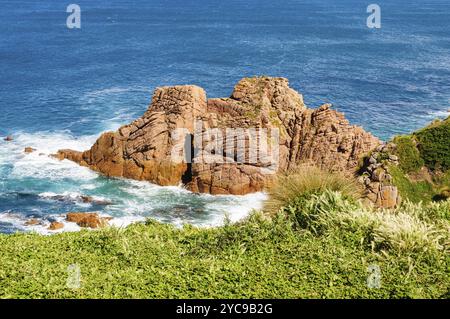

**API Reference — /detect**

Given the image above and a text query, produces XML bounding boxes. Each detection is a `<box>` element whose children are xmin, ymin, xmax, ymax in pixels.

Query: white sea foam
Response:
<box><xmin>203</xmin><ymin>192</ymin><xmax>267</xmax><ymax>226</ymax></box>
<box><xmin>108</xmin><ymin>215</ymin><xmax>147</xmax><ymax>228</ymax></box>
<box><xmin>1</xmin><ymin>131</ymin><xmax>98</xmax><ymax>181</ymax></box>
<box><xmin>1</xmin><ymin>131</ymin><xmax>268</xmax><ymax>234</ymax></box>
<box><xmin>0</xmin><ymin>210</ymin><xmax>146</xmax><ymax>235</ymax></box>
<box><xmin>0</xmin><ymin>211</ymin><xmax>81</xmax><ymax>235</ymax></box>
<box><xmin>427</xmin><ymin>110</ymin><xmax>449</xmax><ymax>118</ymax></box>
<box><xmin>0</xmin><ymin>210</ymin><xmax>140</xmax><ymax>235</ymax></box>
<box><xmin>38</xmin><ymin>191</ymin><xmax>111</xmax><ymax>206</ymax></box>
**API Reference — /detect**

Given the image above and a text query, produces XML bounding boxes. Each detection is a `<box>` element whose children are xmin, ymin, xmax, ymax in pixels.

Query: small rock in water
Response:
<box><xmin>80</xmin><ymin>195</ymin><xmax>112</xmax><ymax>206</ymax></box>
<box><xmin>24</xmin><ymin>218</ymin><xmax>40</xmax><ymax>226</ymax></box>
<box><xmin>24</xmin><ymin>147</ymin><xmax>36</xmax><ymax>154</ymax></box>
<box><xmin>48</xmin><ymin>221</ymin><xmax>64</xmax><ymax>230</ymax></box>
<box><xmin>66</xmin><ymin>212</ymin><xmax>112</xmax><ymax>228</ymax></box>
<box><xmin>4</xmin><ymin>135</ymin><xmax>13</xmax><ymax>142</ymax></box>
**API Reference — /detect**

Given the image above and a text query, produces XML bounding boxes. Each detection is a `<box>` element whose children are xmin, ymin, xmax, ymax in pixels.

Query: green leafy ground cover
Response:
<box><xmin>1</xmin><ymin>172</ymin><xmax>448</xmax><ymax>299</ymax></box>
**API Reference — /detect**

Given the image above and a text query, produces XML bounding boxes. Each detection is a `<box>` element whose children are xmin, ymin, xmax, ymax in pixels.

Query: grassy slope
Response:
<box><xmin>0</xmin><ymin>209</ymin><xmax>448</xmax><ymax>299</ymax></box>
<box><xmin>389</xmin><ymin>166</ymin><xmax>436</xmax><ymax>203</ymax></box>
<box><xmin>391</xmin><ymin>117</ymin><xmax>450</xmax><ymax>203</ymax></box>
<box><xmin>415</xmin><ymin>117</ymin><xmax>450</xmax><ymax>171</ymax></box>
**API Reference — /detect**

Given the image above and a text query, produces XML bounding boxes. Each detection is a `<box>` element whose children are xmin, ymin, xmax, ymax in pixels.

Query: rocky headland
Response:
<box><xmin>56</xmin><ymin>77</ymin><xmax>405</xmax><ymax>207</ymax></box>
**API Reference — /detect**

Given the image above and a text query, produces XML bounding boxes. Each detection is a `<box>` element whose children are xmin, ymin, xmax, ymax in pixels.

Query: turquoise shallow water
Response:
<box><xmin>0</xmin><ymin>0</ymin><xmax>449</xmax><ymax>233</ymax></box>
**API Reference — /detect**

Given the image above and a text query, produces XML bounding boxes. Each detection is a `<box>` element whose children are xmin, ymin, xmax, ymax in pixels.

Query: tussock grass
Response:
<box><xmin>275</xmin><ymin>188</ymin><xmax>449</xmax><ymax>257</ymax></box>
<box><xmin>264</xmin><ymin>164</ymin><xmax>362</xmax><ymax>215</ymax></box>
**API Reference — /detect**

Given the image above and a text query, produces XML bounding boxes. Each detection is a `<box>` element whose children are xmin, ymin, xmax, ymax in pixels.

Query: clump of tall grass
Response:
<box><xmin>264</xmin><ymin>164</ymin><xmax>363</xmax><ymax>215</ymax></box>
<box><xmin>265</xmin><ymin>165</ymin><xmax>450</xmax><ymax>256</ymax></box>
<box><xmin>340</xmin><ymin>206</ymin><xmax>449</xmax><ymax>255</ymax></box>
<box><xmin>280</xmin><ymin>190</ymin><xmax>360</xmax><ymax>235</ymax></box>
<box><xmin>372</xmin><ymin>212</ymin><xmax>447</xmax><ymax>254</ymax></box>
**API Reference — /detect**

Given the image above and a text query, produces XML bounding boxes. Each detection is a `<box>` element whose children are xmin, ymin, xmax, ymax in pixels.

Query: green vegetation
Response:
<box><xmin>415</xmin><ymin>117</ymin><xmax>450</xmax><ymax>171</ymax></box>
<box><xmin>389</xmin><ymin>166</ymin><xmax>435</xmax><ymax>203</ymax></box>
<box><xmin>388</xmin><ymin>116</ymin><xmax>450</xmax><ymax>203</ymax></box>
<box><xmin>392</xmin><ymin>135</ymin><xmax>424</xmax><ymax>173</ymax></box>
<box><xmin>1</xmin><ymin>166</ymin><xmax>448</xmax><ymax>299</ymax></box>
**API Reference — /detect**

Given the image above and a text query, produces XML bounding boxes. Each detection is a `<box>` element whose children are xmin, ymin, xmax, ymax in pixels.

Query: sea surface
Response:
<box><xmin>0</xmin><ymin>0</ymin><xmax>449</xmax><ymax>233</ymax></box>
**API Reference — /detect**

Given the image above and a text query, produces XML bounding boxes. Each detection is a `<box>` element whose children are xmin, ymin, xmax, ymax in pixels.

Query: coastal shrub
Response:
<box><xmin>264</xmin><ymin>164</ymin><xmax>362</xmax><ymax>214</ymax></box>
<box><xmin>392</xmin><ymin>135</ymin><xmax>424</xmax><ymax>173</ymax></box>
<box><xmin>414</xmin><ymin>117</ymin><xmax>450</xmax><ymax>171</ymax></box>
<box><xmin>265</xmin><ymin>164</ymin><xmax>449</xmax><ymax>257</ymax></box>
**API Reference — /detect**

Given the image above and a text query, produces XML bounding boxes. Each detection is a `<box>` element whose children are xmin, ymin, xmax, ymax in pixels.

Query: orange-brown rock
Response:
<box><xmin>24</xmin><ymin>147</ymin><xmax>36</xmax><ymax>153</ymax></box>
<box><xmin>25</xmin><ymin>218</ymin><xmax>40</xmax><ymax>226</ymax></box>
<box><xmin>57</xmin><ymin>77</ymin><xmax>380</xmax><ymax>195</ymax></box>
<box><xmin>376</xmin><ymin>186</ymin><xmax>399</xmax><ymax>209</ymax></box>
<box><xmin>57</xmin><ymin>85</ymin><xmax>206</xmax><ymax>186</ymax></box>
<box><xmin>66</xmin><ymin>212</ymin><xmax>111</xmax><ymax>228</ymax></box>
<box><xmin>48</xmin><ymin>221</ymin><xmax>64</xmax><ymax>230</ymax></box>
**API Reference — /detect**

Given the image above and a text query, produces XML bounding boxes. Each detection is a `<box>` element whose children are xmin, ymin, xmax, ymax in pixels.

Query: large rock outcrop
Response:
<box><xmin>57</xmin><ymin>77</ymin><xmax>381</xmax><ymax>195</ymax></box>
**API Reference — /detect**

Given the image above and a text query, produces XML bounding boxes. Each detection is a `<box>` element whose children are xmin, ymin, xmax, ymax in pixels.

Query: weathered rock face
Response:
<box><xmin>57</xmin><ymin>77</ymin><xmax>380</xmax><ymax>195</ymax></box>
<box><xmin>58</xmin><ymin>85</ymin><xmax>207</xmax><ymax>187</ymax></box>
<box><xmin>359</xmin><ymin>143</ymin><xmax>402</xmax><ymax>209</ymax></box>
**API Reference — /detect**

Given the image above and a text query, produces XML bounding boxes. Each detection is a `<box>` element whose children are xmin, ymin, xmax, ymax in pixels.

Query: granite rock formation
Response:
<box><xmin>359</xmin><ymin>143</ymin><xmax>402</xmax><ymax>209</ymax></box>
<box><xmin>57</xmin><ymin>77</ymin><xmax>380</xmax><ymax>196</ymax></box>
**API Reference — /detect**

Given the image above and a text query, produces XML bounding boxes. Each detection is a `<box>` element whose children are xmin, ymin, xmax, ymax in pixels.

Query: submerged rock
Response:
<box><xmin>4</xmin><ymin>136</ymin><xmax>13</xmax><ymax>142</ymax></box>
<box><xmin>57</xmin><ymin>77</ymin><xmax>380</xmax><ymax>195</ymax></box>
<box><xmin>40</xmin><ymin>193</ymin><xmax>112</xmax><ymax>206</ymax></box>
<box><xmin>80</xmin><ymin>195</ymin><xmax>112</xmax><ymax>206</ymax></box>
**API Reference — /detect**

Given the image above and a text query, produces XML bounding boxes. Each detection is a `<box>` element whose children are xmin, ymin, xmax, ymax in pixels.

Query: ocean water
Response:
<box><xmin>0</xmin><ymin>0</ymin><xmax>449</xmax><ymax>233</ymax></box>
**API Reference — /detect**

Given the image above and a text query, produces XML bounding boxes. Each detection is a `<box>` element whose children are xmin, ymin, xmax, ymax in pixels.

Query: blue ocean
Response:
<box><xmin>1</xmin><ymin>0</ymin><xmax>449</xmax><ymax>233</ymax></box>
